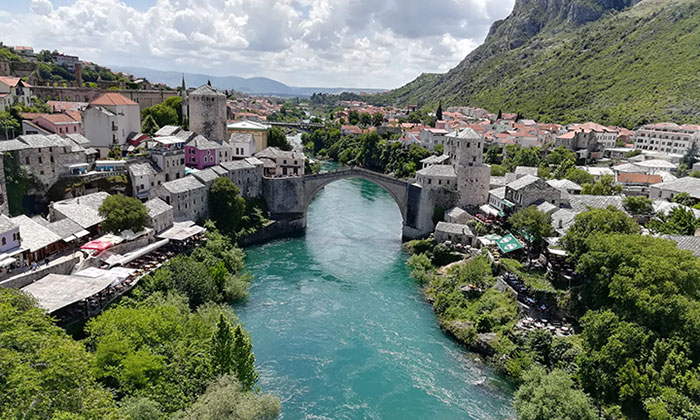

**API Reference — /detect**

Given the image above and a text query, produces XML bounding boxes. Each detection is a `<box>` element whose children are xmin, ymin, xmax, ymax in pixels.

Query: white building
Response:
<box><xmin>0</xmin><ymin>76</ymin><xmax>32</xmax><ymax>112</ymax></box>
<box><xmin>228</xmin><ymin>132</ymin><xmax>256</xmax><ymax>159</ymax></box>
<box><xmin>633</xmin><ymin>123</ymin><xmax>700</xmax><ymax>155</ymax></box>
<box><xmin>156</xmin><ymin>176</ymin><xmax>208</xmax><ymax>222</ymax></box>
<box><xmin>82</xmin><ymin>92</ymin><xmax>141</xmax><ymax>157</ymax></box>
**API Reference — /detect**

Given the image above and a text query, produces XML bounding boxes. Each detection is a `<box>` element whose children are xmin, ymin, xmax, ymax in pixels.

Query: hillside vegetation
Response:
<box><xmin>377</xmin><ymin>0</ymin><xmax>700</xmax><ymax>128</ymax></box>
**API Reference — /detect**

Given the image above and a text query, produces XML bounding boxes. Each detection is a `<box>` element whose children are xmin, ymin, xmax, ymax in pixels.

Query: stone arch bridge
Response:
<box><xmin>262</xmin><ymin>167</ymin><xmax>435</xmax><ymax>239</ymax></box>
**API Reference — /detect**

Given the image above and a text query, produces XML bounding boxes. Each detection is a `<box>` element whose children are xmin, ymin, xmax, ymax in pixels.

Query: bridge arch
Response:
<box><xmin>301</xmin><ymin>168</ymin><xmax>409</xmax><ymax>222</ymax></box>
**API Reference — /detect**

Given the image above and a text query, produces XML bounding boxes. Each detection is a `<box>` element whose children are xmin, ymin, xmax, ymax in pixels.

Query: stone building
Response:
<box><xmin>446</xmin><ymin>127</ymin><xmax>490</xmax><ymax>209</ymax></box>
<box><xmin>155</xmin><ymin>176</ymin><xmax>208</xmax><ymax>222</ymax></box>
<box><xmin>415</xmin><ymin>165</ymin><xmax>457</xmax><ymax>190</ymax></box>
<box><xmin>188</xmin><ymin>85</ymin><xmax>227</xmax><ymax>143</ymax></box>
<box><xmin>434</xmin><ymin>221</ymin><xmax>475</xmax><ymax>246</ymax></box>
<box><xmin>219</xmin><ymin>158</ymin><xmax>264</xmax><ymax>198</ymax></box>
<box><xmin>0</xmin><ymin>134</ymin><xmax>95</xmax><ymax>189</ymax></box>
<box><xmin>504</xmin><ymin>175</ymin><xmax>562</xmax><ymax>212</ymax></box>
<box><xmin>145</xmin><ymin>197</ymin><xmax>174</xmax><ymax>233</ymax></box>
<box><xmin>255</xmin><ymin>147</ymin><xmax>305</xmax><ymax>177</ymax></box>
<box><xmin>128</xmin><ymin>161</ymin><xmax>161</xmax><ymax>200</ymax></box>
<box><xmin>150</xmin><ymin>148</ymin><xmax>185</xmax><ymax>183</ymax></box>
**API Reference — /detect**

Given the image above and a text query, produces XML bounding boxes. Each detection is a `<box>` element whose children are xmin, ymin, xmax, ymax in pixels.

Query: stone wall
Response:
<box><xmin>32</xmin><ymin>86</ymin><xmax>177</xmax><ymax>110</ymax></box>
<box><xmin>0</xmin><ymin>254</ymin><xmax>80</xmax><ymax>289</ymax></box>
<box><xmin>238</xmin><ymin>217</ymin><xmax>306</xmax><ymax>246</ymax></box>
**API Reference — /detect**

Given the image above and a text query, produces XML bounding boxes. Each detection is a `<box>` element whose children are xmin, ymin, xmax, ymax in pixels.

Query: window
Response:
<box><xmin>25</xmin><ymin>157</ymin><xmax>29</xmax><ymax>164</ymax></box>
<box><xmin>2</xmin><ymin>237</ymin><xmax>5</xmax><ymax>246</ymax></box>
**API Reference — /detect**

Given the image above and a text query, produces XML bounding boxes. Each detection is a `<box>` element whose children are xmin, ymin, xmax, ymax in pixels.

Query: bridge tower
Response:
<box><xmin>450</xmin><ymin>128</ymin><xmax>490</xmax><ymax>209</ymax></box>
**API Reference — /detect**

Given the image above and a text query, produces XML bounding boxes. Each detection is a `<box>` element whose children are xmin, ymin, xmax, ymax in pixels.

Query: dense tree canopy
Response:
<box><xmin>0</xmin><ymin>289</ymin><xmax>121</xmax><ymax>419</ymax></box>
<box><xmin>141</xmin><ymin>103</ymin><xmax>178</xmax><ymax>129</ymax></box>
<box><xmin>515</xmin><ymin>367</ymin><xmax>600</xmax><ymax>420</ymax></box>
<box><xmin>267</xmin><ymin>127</ymin><xmax>292</xmax><ymax>151</ymax></box>
<box><xmin>509</xmin><ymin>206</ymin><xmax>553</xmax><ymax>261</ymax></box>
<box><xmin>561</xmin><ymin>207</ymin><xmax>639</xmax><ymax>259</ymax></box>
<box><xmin>98</xmin><ymin>194</ymin><xmax>149</xmax><ymax>234</ymax></box>
<box><xmin>580</xmin><ymin>175</ymin><xmax>622</xmax><ymax>196</ymax></box>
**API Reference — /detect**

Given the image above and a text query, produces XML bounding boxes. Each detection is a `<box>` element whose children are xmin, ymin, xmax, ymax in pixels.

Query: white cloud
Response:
<box><xmin>29</xmin><ymin>0</ymin><xmax>53</xmax><ymax>15</ymax></box>
<box><xmin>3</xmin><ymin>0</ymin><xmax>515</xmax><ymax>88</ymax></box>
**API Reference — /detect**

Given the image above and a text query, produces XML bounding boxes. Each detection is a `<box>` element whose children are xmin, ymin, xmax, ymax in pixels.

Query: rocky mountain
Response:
<box><xmin>378</xmin><ymin>0</ymin><xmax>700</xmax><ymax>128</ymax></box>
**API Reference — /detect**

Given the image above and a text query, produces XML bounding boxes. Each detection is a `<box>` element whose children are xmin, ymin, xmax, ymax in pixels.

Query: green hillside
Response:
<box><xmin>379</xmin><ymin>0</ymin><xmax>700</xmax><ymax>128</ymax></box>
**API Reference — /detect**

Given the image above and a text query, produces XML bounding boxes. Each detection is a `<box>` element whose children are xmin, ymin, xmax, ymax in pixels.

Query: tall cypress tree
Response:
<box><xmin>231</xmin><ymin>324</ymin><xmax>258</xmax><ymax>391</ymax></box>
<box><xmin>436</xmin><ymin>102</ymin><xmax>443</xmax><ymax>121</ymax></box>
<box><xmin>212</xmin><ymin>314</ymin><xmax>235</xmax><ymax>374</ymax></box>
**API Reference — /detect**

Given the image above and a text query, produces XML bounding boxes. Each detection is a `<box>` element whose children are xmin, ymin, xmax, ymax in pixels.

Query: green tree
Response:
<box><xmin>682</xmin><ymin>141</ymin><xmax>698</xmax><ymax>167</ymax></box>
<box><xmin>648</xmin><ymin>206</ymin><xmax>699</xmax><ymax>235</ymax></box>
<box><xmin>547</xmin><ymin>147</ymin><xmax>576</xmax><ymax>166</ymax></box>
<box><xmin>209</xmin><ymin>177</ymin><xmax>246</xmax><ymax>236</ymax></box>
<box><xmin>267</xmin><ymin>127</ymin><xmax>292</xmax><ymax>151</ymax></box>
<box><xmin>163</xmin><ymin>95</ymin><xmax>183</xmax><ymax>124</ymax></box>
<box><xmin>491</xmin><ymin>164</ymin><xmax>507</xmax><ymax>176</ymax></box>
<box><xmin>98</xmin><ymin>194</ymin><xmax>148</xmax><ymax>233</ymax></box>
<box><xmin>142</xmin><ymin>114</ymin><xmax>159</xmax><ymax>136</ymax></box>
<box><xmin>564</xmin><ymin>167</ymin><xmax>594</xmax><ymax>185</ymax></box>
<box><xmin>212</xmin><ymin>314</ymin><xmax>236</xmax><ymax>375</ymax></box>
<box><xmin>436</xmin><ymin>102</ymin><xmax>443</xmax><ymax>121</ymax></box>
<box><xmin>173</xmin><ymin>375</ymin><xmax>280</xmax><ymax>420</ymax></box>
<box><xmin>515</xmin><ymin>367</ymin><xmax>600</xmax><ymax>420</ymax></box>
<box><xmin>623</xmin><ymin>196</ymin><xmax>653</xmax><ymax>215</ymax></box>
<box><xmin>359</xmin><ymin>112</ymin><xmax>372</xmax><ymax>127</ymax></box>
<box><xmin>407</xmin><ymin>112</ymin><xmax>422</xmax><ymax>124</ymax></box>
<box><xmin>580</xmin><ymin>175</ymin><xmax>622</xmax><ymax>196</ymax></box>
<box><xmin>231</xmin><ymin>324</ymin><xmax>258</xmax><ymax>391</ymax></box>
<box><xmin>509</xmin><ymin>206</ymin><xmax>553</xmax><ymax>262</ymax></box>
<box><xmin>372</xmin><ymin>112</ymin><xmax>384</xmax><ymax>126</ymax></box>
<box><xmin>347</xmin><ymin>110</ymin><xmax>359</xmax><ymax>125</ymax></box>
<box><xmin>671</xmin><ymin>192</ymin><xmax>696</xmax><ymax>207</ymax></box>
<box><xmin>0</xmin><ymin>110</ymin><xmax>20</xmax><ymax>139</ymax></box>
<box><xmin>0</xmin><ymin>289</ymin><xmax>121</xmax><ymax>419</ymax></box>
<box><xmin>142</xmin><ymin>103</ymin><xmax>178</xmax><ymax>128</ymax></box>
<box><xmin>485</xmin><ymin>145</ymin><xmax>502</xmax><ymax>164</ymax></box>
<box><xmin>561</xmin><ymin>207</ymin><xmax>639</xmax><ymax>259</ymax></box>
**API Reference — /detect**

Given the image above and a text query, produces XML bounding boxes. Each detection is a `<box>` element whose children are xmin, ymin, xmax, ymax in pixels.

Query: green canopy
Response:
<box><xmin>497</xmin><ymin>234</ymin><xmax>524</xmax><ymax>254</ymax></box>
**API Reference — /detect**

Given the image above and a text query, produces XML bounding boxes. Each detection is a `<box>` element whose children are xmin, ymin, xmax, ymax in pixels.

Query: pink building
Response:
<box><xmin>184</xmin><ymin>135</ymin><xmax>222</xmax><ymax>169</ymax></box>
<box><xmin>32</xmin><ymin>113</ymin><xmax>82</xmax><ymax>136</ymax></box>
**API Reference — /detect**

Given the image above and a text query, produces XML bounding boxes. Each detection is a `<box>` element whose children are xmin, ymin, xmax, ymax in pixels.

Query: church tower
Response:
<box><xmin>180</xmin><ymin>74</ymin><xmax>188</xmax><ymax>128</ymax></box>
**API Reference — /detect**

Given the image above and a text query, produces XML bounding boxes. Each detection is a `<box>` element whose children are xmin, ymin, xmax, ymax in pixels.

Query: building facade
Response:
<box><xmin>82</xmin><ymin>92</ymin><xmax>141</xmax><ymax>157</ymax></box>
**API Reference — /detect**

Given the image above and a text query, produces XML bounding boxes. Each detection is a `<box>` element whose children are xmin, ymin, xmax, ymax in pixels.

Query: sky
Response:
<box><xmin>0</xmin><ymin>0</ymin><xmax>516</xmax><ymax>89</ymax></box>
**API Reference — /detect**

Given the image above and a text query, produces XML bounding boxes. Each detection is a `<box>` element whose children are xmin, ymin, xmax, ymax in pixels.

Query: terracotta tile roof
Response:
<box><xmin>0</xmin><ymin>76</ymin><xmax>29</xmax><ymax>87</ymax></box>
<box><xmin>90</xmin><ymin>92</ymin><xmax>138</xmax><ymax>106</ymax></box>
<box><xmin>36</xmin><ymin>113</ymin><xmax>79</xmax><ymax>124</ymax></box>
<box><xmin>617</xmin><ymin>172</ymin><xmax>662</xmax><ymax>185</ymax></box>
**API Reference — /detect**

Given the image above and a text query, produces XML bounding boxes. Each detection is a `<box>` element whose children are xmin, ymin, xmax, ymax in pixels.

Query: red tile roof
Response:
<box><xmin>90</xmin><ymin>92</ymin><xmax>138</xmax><ymax>106</ymax></box>
<box><xmin>617</xmin><ymin>172</ymin><xmax>662</xmax><ymax>185</ymax></box>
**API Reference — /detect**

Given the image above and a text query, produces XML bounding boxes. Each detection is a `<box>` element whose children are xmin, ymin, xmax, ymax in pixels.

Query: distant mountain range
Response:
<box><xmin>110</xmin><ymin>66</ymin><xmax>386</xmax><ymax>97</ymax></box>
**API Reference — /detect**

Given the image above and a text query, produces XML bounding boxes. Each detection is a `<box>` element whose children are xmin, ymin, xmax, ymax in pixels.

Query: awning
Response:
<box><xmin>0</xmin><ymin>256</ymin><xmax>16</xmax><ymax>267</ymax></box>
<box><xmin>81</xmin><ymin>240</ymin><xmax>113</xmax><ymax>251</ymax></box>
<box><xmin>502</xmin><ymin>199</ymin><xmax>516</xmax><ymax>208</ymax></box>
<box><xmin>497</xmin><ymin>234</ymin><xmax>524</xmax><ymax>253</ymax></box>
<box><xmin>109</xmin><ymin>238</ymin><xmax>169</xmax><ymax>268</ymax></box>
<box><xmin>479</xmin><ymin>204</ymin><xmax>500</xmax><ymax>217</ymax></box>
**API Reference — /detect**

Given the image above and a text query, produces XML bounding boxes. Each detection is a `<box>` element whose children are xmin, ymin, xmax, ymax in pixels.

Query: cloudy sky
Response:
<box><xmin>0</xmin><ymin>0</ymin><xmax>515</xmax><ymax>89</ymax></box>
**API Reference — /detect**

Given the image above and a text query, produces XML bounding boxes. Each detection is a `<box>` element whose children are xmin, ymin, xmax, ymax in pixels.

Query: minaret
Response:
<box><xmin>180</xmin><ymin>74</ymin><xmax>188</xmax><ymax>127</ymax></box>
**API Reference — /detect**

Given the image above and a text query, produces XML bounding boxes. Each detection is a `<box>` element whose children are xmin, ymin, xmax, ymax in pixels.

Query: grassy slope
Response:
<box><xmin>379</xmin><ymin>0</ymin><xmax>700</xmax><ymax>128</ymax></box>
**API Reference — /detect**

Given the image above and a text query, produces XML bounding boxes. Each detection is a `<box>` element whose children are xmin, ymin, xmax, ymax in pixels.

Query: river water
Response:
<box><xmin>235</xmin><ymin>173</ymin><xmax>513</xmax><ymax>419</ymax></box>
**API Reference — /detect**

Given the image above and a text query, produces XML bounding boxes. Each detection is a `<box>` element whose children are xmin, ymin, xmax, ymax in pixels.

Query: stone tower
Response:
<box><xmin>448</xmin><ymin>127</ymin><xmax>490</xmax><ymax>208</ymax></box>
<box><xmin>188</xmin><ymin>84</ymin><xmax>226</xmax><ymax>142</ymax></box>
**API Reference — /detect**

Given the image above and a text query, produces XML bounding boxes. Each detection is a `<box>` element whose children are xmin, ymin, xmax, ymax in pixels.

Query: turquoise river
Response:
<box><xmin>235</xmin><ymin>172</ymin><xmax>514</xmax><ymax>419</ymax></box>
